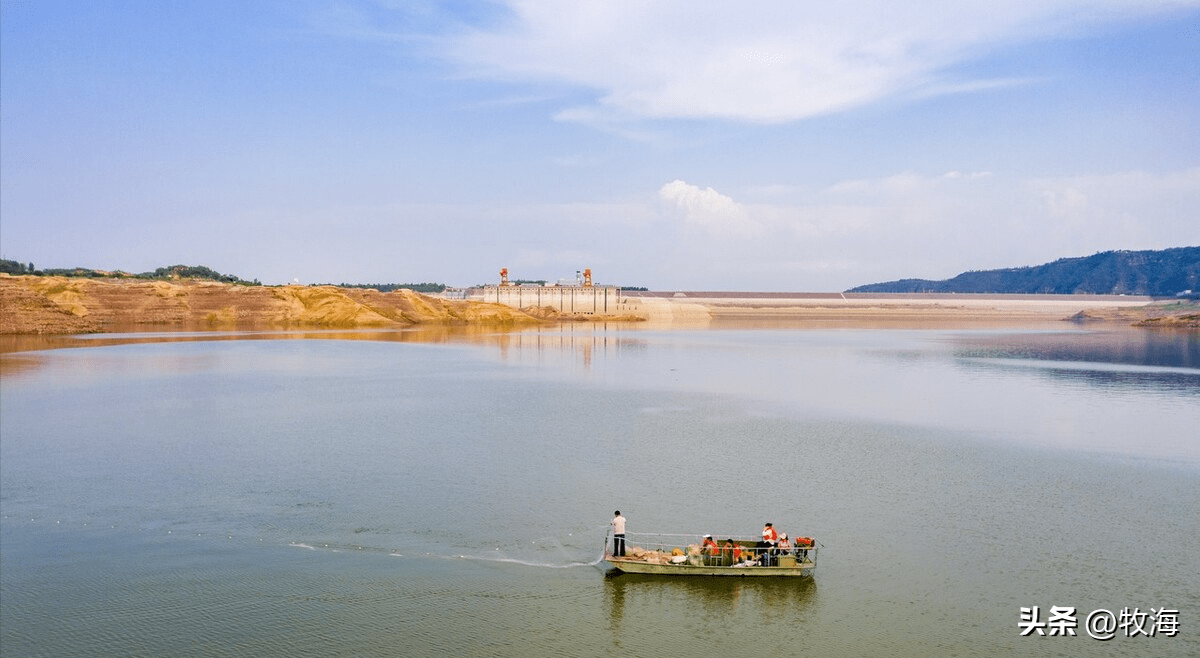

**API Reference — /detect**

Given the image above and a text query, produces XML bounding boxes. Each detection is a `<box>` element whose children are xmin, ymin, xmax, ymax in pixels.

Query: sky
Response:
<box><xmin>1</xmin><ymin>0</ymin><xmax>1198</xmax><ymax>291</ymax></box>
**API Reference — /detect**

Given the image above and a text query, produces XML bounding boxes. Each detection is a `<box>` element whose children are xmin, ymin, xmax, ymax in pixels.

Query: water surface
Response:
<box><xmin>2</xmin><ymin>325</ymin><xmax>1197</xmax><ymax>657</ymax></box>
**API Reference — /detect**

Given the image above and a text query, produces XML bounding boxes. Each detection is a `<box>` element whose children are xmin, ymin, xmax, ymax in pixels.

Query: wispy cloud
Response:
<box><xmin>440</xmin><ymin>0</ymin><xmax>1198</xmax><ymax>123</ymax></box>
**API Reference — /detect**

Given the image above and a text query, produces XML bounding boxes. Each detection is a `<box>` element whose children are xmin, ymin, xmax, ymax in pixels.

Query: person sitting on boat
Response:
<box><xmin>762</xmin><ymin>522</ymin><xmax>778</xmax><ymax>544</ymax></box>
<box><xmin>722</xmin><ymin>538</ymin><xmax>741</xmax><ymax>565</ymax></box>
<box><xmin>778</xmin><ymin>533</ymin><xmax>792</xmax><ymax>554</ymax></box>
<box><xmin>794</xmin><ymin>535</ymin><xmax>813</xmax><ymax>560</ymax></box>
<box><xmin>701</xmin><ymin>534</ymin><xmax>719</xmax><ymax>564</ymax></box>
<box><xmin>758</xmin><ymin>523</ymin><xmax>779</xmax><ymax>566</ymax></box>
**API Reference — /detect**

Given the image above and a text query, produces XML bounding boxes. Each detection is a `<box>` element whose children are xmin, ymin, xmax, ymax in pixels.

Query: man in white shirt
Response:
<box><xmin>611</xmin><ymin>511</ymin><xmax>626</xmax><ymax>557</ymax></box>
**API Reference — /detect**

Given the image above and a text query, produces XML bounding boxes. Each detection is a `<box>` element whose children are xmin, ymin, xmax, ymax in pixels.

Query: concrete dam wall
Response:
<box><xmin>473</xmin><ymin>286</ymin><xmax>631</xmax><ymax>314</ymax></box>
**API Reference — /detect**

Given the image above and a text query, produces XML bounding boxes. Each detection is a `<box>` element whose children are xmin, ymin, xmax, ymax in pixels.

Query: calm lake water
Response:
<box><xmin>2</xmin><ymin>324</ymin><xmax>1197</xmax><ymax>657</ymax></box>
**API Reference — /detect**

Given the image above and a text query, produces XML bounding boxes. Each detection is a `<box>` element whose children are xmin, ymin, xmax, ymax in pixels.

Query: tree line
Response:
<box><xmin>0</xmin><ymin>260</ymin><xmax>262</xmax><ymax>285</ymax></box>
<box><xmin>331</xmin><ymin>282</ymin><xmax>447</xmax><ymax>293</ymax></box>
<box><xmin>0</xmin><ymin>259</ymin><xmax>453</xmax><ymax>292</ymax></box>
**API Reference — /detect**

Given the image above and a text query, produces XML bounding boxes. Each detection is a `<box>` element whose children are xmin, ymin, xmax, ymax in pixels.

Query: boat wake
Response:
<box><xmin>283</xmin><ymin>533</ymin><xmax>606</xmax><ymax>570</ymax></box>
<box><xmin>450</xmin><ymin>553</ymin><xmax>604</xmax><ymax>569</ymax></box>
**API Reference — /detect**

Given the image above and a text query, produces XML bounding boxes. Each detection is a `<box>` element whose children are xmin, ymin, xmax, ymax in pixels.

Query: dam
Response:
<box><xmin>471</xmin><ymin>268</ymin><xmax>632</xmax><ymax>315</ymax></box>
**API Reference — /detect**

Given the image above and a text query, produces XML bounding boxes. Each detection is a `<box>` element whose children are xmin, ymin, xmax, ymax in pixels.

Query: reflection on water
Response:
<box><xmin>951</xmin><ymin>328</ymin><xmax>1200</xmax><ymax>369</ymax></box>
<box><xmin>956</xmin><ymin>357</ymin><xmax>1200</xmax><ymax>397</ymax></box>
<box><xmin>605</xmin><ymin>574</ymin><xmax>819</xmax><ymax>647</ymax></box>
<box><xmin>0</xmin><ymin>351</ymin><xmax>45</xmax><ymax>378</ymax></box>
<box><xmin>0</xmin><ymin>325</ymin><xmax>538</xmax><ymax>354</ymax></box>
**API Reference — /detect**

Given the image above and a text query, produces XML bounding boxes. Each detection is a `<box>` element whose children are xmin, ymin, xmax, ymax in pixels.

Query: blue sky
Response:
<box><xmin>2</xmin><ymin>0</ymin><xmax>1197</xmax><ymax>290</ymax></box>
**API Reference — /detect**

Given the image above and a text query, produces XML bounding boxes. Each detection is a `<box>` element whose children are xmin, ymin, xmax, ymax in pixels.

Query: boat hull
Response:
<box><xmin>604</xmin><ymin>556</ymin><xmax>814</xmax><ymax>577</ymax></box>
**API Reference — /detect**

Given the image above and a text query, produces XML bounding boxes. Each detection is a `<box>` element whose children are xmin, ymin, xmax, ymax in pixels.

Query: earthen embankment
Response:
<box><xmin>0</xmin><ymin>275</ymin><xmax>542</xmax><ymax>335</ymax></box>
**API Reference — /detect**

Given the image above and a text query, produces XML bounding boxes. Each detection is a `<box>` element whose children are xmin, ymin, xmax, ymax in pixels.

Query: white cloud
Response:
<box><xmin>658</xmin><ymin>179</ymin><xmax>757</xmax><ymax>233</ymax></box>
<box><xmin>444</xmin><ymin>0</ymin><xmax>1199</xmax><ymax>123</ymax></box>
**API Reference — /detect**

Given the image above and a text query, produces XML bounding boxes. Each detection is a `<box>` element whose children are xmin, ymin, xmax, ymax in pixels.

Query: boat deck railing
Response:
<box><xmin>607</xmin><ymin>530</ymin><xmax>817</xmax><ymax>568</ymax></box>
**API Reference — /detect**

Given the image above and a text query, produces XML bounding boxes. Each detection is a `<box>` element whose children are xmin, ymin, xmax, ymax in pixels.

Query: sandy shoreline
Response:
<box><xmin>621</xmin><ymin>292</ymin><xmax>1192</xmax><ymax>328</ymax></box>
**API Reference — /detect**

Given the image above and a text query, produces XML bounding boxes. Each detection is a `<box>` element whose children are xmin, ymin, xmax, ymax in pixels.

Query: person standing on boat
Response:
<box><xmin>611</xmin><ymin>511</ymin><xmax>626</xmax><ymax>557</ymax></box>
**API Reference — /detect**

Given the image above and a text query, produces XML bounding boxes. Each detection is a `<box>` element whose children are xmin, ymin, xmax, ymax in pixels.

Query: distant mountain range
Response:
<box><xmin>847</xmin><ymin>247</ymin><xmax>1200</xmax><ymax>296</ymax></box>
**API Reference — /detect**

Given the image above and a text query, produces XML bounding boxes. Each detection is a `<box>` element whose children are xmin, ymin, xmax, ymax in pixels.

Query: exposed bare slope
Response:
<box><xmin>0</xmin><ymin>275</ymin><xmax>541</xmax><ymax>334</ymax></box>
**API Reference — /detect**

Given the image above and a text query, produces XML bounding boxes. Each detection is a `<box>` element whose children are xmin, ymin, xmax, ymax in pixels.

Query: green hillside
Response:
<box><xmin>847</xmin><ymin>247</ymin><xmax>1200</xmax><ymax>296</ymax></box>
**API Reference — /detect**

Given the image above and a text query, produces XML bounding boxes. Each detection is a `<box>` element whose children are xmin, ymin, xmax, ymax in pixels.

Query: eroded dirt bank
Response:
<box><xmin>0</xmin><ymin>275</ymin><xmax>542</xmax><ymax>334</ymax></box>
